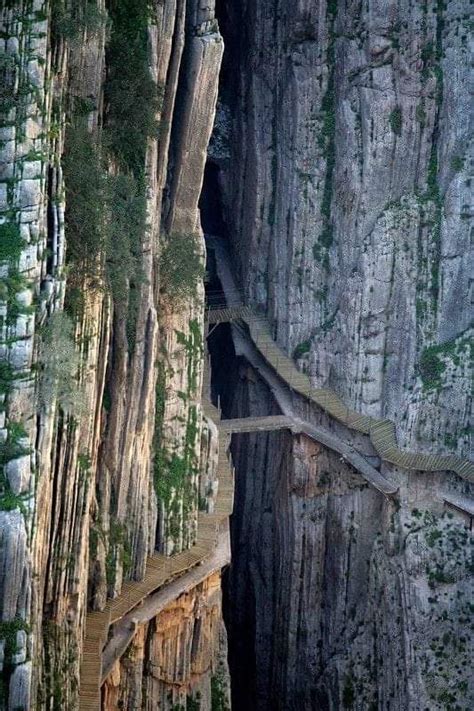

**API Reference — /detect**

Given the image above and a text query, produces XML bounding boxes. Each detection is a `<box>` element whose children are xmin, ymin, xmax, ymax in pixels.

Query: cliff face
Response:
<box><xmin>219</xmin><ymin>0</ymin><xmax>472</xmax><ymax>455</ymax></box>
<box><xmin>213</xmin><ymin>0</ymin><xmax>473</xmax><ymax>709</ymax></box>
<box><xmin>0</xmin><ymin>1</ymin><xmax>225</xmax><ymax>708</ymax></box>
<box><xmin>223</xmin><ymin>365</ymin><xmax>472</xmax><ymax>710</ymax></box>
<box><xmin>103</xmin><ymin>572</ymin><xmax>230</xmax><ymax>710</ymax></box>
<box><xmin>1</xmin><ymin>0</ymin><xmax>472</xmax><ymax>709</ymax></box>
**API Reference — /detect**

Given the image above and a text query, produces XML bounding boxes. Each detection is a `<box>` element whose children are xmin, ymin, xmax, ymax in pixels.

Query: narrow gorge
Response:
<box><xmin>0</xmin><ymin>1</ymin><xmax>472</xmax><ymax>711</ymax></box>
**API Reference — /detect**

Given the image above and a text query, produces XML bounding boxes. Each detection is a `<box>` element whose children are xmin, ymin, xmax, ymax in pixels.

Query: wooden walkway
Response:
<box><xmin>205</xmin><ymin>307</ymin><xmax>474</xmax><ymax>482</ymax></box>
<box><xmin>221</xmin><ymin>414</ymin><xmax>397</xmax><ymax>496</ymax></box>
<box><xmin>79</xmin><ymin>361</ymin><xmax>234</xmax><ymax>709</ymax></box>
<box><xmin>205</xmin><ymin>305</ymin><xmax>254</xmax><ymax>324</ymax></box>
<box><xmin>221</xmin><ymin>415</ymin><xmax>294</xmax><ymax>433</ymax></box>
<box><xmin>79</xmin><ymin>300</ymin><xmax>472</xmax><ymax>708</ymax></box>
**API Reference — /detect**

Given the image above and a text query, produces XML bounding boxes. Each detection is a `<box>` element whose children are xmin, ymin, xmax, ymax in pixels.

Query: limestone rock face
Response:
<box><xmin>103</xmin><ymin>573</ymin><xmax>231</xmax><ymax>711</ymax></box>
<box><xmin>214</xmin><ymin>2</ymin><xmax>473</xmax><ymax>707</ymax></box>
<box><xmin>223</xmin><ymin>365</ymin><xmax>473</xmax><ymax>711</ymax></box>
<box><xmin>219</xmin><ymin>0</ymin><xmax>472</xmax><ymax>456</ymax></box>
<box><xmin>0</xmin><ymin>0</ymin><xmax>225</xmax><ymax>707</ymax></box>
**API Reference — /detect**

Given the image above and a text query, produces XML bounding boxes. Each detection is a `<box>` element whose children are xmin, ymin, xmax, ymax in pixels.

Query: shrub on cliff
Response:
<box><xmin>105</xmin><ymin>0</ymin><xmax>161</xmax><ymax>176</ymax></box>
<box><xmin>38</xmin><ymin>312</ymin><xmax>86</xmax><ymax>414</ymax></box>
<box><xmin>0</xmin><ymin>224</ymin><xmax>24</xmax><ymax>264</ymax></box>
<box><xmin>159</xmin><ymin>233</ymin><xmax>205</xmax><ymax>304</ymax></box>
<box><xmin>63</xmin><ymin>118</ymin><xmax>106</xmax><ymax>279</ymax></box>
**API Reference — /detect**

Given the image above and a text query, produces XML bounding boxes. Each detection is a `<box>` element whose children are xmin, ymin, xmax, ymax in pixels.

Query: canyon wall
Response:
<box><xmin>0</xmin><ymin>1</ymin><xmax>226</xmax><ymax>708</ymax></box>
<box><xmin>219</xmin><ymin>0</ymin><xmax>472</xmax><ymax>455</ymax></box>
<box><xmin>1</xmin><ymin>0</ymin><xmax>472</xmax><ymax>709</ymax></box>
<box><xmin>103</xmin><ymin>573</ymin><xmax>230</xmax><ymax>710</ymax></box>
<box><xmin>223</xmin><ymin>363</ymin><xmax>472</xmax><ymax>710</ymax></box>
<box><xmin>214</xmin><ymin>0</ymin><xmax>473</xmax><ymax>709</ymax></box>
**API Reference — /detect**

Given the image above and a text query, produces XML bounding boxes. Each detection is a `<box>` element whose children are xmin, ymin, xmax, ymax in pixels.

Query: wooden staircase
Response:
<box><xmin>78</xmin><ymin>357</ymin><xmax>234</xmax><ymax>709</ymax></box>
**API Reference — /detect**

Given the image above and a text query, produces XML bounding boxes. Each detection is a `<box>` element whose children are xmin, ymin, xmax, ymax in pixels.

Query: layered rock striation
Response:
<box><xmin>218</xmin><ymin>0</ymin><xmax>472</xmax><ymax>456</ymax></box>
<box><xmin>0</xmin><ymin>0</ymin><xmax>226</xmax><ymax>708</ymax></box>
<box><xmin>211</xmin><ymin>1</ymin><xmax>473</xmax><ymax>709</ymax></box>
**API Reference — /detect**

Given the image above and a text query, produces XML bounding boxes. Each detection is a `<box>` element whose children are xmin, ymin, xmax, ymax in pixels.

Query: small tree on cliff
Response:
<box><xmin>159</xmin><ymin>233</ymin><xmax>205</xmax><ymax>304</ymax></box>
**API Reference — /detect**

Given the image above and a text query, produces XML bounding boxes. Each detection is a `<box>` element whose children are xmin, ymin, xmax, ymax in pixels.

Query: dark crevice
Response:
<box><xmin>199</xmin><ymin>2</ymin><xmax>268</xmax><ymax>707</ymax></box>
<box><xmin>200</xmin><ymin>152</ymin><xmax>278</xmax><ymax>710</ymax></box>
<box><xmin>199</xmin><ymin>161</ymin><xmax>227</xmax><ymax>236</ymax></box>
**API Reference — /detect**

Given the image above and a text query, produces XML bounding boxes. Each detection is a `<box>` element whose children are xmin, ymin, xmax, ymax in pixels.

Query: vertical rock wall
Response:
<box><xmin>219</xmin><ymin>0</ymin><xmax>472</xmax><ymax>455</ymax></box>
<box><xmin>224</xmin><ymin>364</ymin><xmax>473</xmax><ymax>710</ymax></box>
<box><xmin>214</xmin><ymin>0</ymin><xmax>473</xmax><ymax>709</ymax></box>
<box><xmin>0</xmin><ymin>0</ymin><xmax>225</xmax><ymax>707</ymax></box>
<box><xmin>103</xmin><ymin>573</ymin><xmax>230</xmax><ymax>711</ymax></box>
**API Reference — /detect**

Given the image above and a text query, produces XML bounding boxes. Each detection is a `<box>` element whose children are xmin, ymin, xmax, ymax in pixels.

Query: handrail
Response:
<box><xmin>204</xmin><ymin>307</ymin><xmax>473</xmax><ymax>482</ymax></box>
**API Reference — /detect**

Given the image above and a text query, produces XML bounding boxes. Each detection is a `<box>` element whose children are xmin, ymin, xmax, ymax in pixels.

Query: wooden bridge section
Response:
<box><xmin>205</xmin><ymin>307</ymin><xmax>474</xmax><ymax>482</ymax></box>
<box><xmin>79</xmin><ymin>362</ymin><xmax>234</xmax><ymax>709</ymax></box>
<box><xmin>221</xmin><ymin>415</ymin><xmax>295</xmax><ymax>434</ymax></box>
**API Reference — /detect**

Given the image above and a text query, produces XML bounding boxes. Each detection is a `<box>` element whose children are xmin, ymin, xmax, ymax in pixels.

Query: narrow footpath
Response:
<box><xmin>79</xmin><ymin>362</ymin><xmax>234</xmax><ymax>709</ymax></box>
<box><xmin>79</xmin><ymin>237</ymin><xmax>474</xmax><ymax>709</ymax></box>
<box><xmin>207</xmin><ymin>235</ymin><xmax>474</xmax><ymax>484</ymax></box>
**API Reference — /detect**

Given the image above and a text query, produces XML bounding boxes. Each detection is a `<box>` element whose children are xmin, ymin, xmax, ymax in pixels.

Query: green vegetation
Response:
<box><xmin>450</xmin><ymin>155</ymin><xmax>464</xmax><ymax>172</ymax></box>
<box><xmin>38</xmin><ymin>312</ymin><xmax>85</xmax><ymax>413</ymax></box>
<box><xmin>428</xmin><ymin>566</ymin><xmax>455</xmax><ymax>587</ymax></box>
<box><xmin>186</xmin><ymin>695</ymin><xmax>201</xmax><ymax>711</ymax></box>
<box><xmin>0</xmin><ymin>223</ymin><xmax>24</xmax><ymax>264</ymax></box>
<box><xmin>106</xmin><ymin>520</ymin><xmax>132</xmax><ymax>587</ymax></box>
<box><xmin>0</xmin><ymin>363</ymin><xmax>15</xmax><ymax>403</ymax></box>
<box><xmin>418</xmin><ymin>334</ymin><xmax>471</xmax><ymax>391</ymax></box>
<box><xmin>51</xmin><ymin>0</ymin><xmax>107</xmax><ymax>43</ymax></box>
<box><xmin>60</xmin><ymin>0</ymin><xmax>162</xmax><ymax>356</ymax></box>
<box><xmin>0</xmin><ymin>269</ymin><xmax>30</xmax><ymax>327</ymax></box>
<box><xmin>0</xmin><ymin>614</ymin><xmax>30</xmax><ymax>705</ymax></box>
<box><xmin>105</xmin><ymin>173</ymin><xmax>147</xmax><ymax>352</ymax></box>
<box><xmin>102</xmin><ymin>0</ymin><xmax>160</xmax><ymax>350</ymax></box>
<box><xmin>418</xmin><ymin>347</ymin><xmax>446</xmax><ymax>390</ymax></box>
<box><xmin>389</xmin><ymin>107</ymin><xmax>402</xmax><ymax>135</ymax></box>
<box><xmin>176</xmin><ymin>321</ymin><xmax>203</xmax><ymax>397</ymax></box>
<box><xmin>211</xmin><ymin>673</ymin><xmax>229</xmax><ymax>711</ymax></box>
<box><xmin>62</xmin><ymin>118</ymin><xmax>106</xmax><ymax>280</ymax></box>
<box><xmin>155</xmin><ymin>405</ymin><xmax>199</xmax><ymax>527</ymax></box>
<box><xmin>160</xmin><ymin>233</ymin><xmax>205</xmax><ymax>304</ymax></box>
<box><xmin>426</xmin><ymin>528</ymin><xmax>442</xmax><ymax>547</ymax></box>
<box><xmin>0</xmin><ymin>421</ymin><xmax>30</xmax><ymax>514</ymax></box>
<box><xmin>0</xmin><ymin>618</ymin><xmax>30</xmax><ymax>663</ymax></box>
<box><xmin>153</xmin><ymin>323</ymin><xmax>203</xmax><ymax>546</ymax></box>
<box><xmin>293</xmin><ymin>340</ymin><xmax>311</xmax><ymax>360</ymax></box>
<box><xmin>105</xmin><ymin>0</ymin><xmax>161</xmax><ymax>175</ymax></box>
<box><xmin>152</xmin><ymin>374</ymin><xmax>200</xmax><ymax>547</ymax></box>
